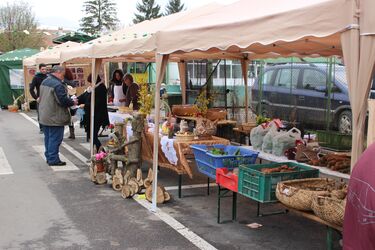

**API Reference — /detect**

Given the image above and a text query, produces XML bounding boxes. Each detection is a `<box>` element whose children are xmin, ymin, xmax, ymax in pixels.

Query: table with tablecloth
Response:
<box><xmin>141</xmin><ymin>132</ymin><xmax>230</xmax><ymax>179</ymax></box>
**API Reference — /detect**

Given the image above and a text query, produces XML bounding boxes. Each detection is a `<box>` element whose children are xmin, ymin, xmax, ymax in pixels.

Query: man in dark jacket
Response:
<box><xmin>39</xmin><ymin>66</ymin><xmax>77</xmax><ymax>166</ymax></box>
<box><xmin>30</xmin><ymin>63</ymin><xmax>48</xmax><ymax>133</ymax></box>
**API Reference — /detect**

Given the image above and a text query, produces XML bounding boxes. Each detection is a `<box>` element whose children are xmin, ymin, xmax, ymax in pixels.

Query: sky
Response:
<box><xmin>20</xmin><ymin>0</ymin><xmax>237</xmax><ymax>31</ymax></box>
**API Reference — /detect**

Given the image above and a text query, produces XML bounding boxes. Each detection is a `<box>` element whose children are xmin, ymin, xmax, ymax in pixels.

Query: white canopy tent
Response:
<box><xmin>61</xmin><ymin>0</ymin><xmax>375</xmax><ymax>210</ymax></box>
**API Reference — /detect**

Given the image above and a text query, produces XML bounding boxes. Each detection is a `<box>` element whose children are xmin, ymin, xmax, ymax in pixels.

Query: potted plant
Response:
<box><xmin>94</xmin><ymin>152</ymin><xmax>107</xmax><ymax>172</ymax></box>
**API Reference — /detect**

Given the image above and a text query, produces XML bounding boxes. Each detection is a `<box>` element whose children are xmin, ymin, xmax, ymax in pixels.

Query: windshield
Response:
<box><xmin>332</xmin><ymin>66</ymin><xmax>347</xmax><ymax>85</ymax></box>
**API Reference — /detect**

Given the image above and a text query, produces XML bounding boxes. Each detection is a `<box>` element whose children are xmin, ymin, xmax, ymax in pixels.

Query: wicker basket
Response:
<box><xmin>276</xmin><ymin>178</ymin><xmax>345</xmax><ymax>211</ymax></box>
<box><xmin>241</xmin><ymin>122</ymin><xmax>257</xmax><ymax>132</ymax></box>
<box><xmin>311</xmin><ymin>195</ymin><xmax>346</xmax><ymax>226</ymax></box>
<box><xmin>175</xmin><ymin>133</ymin><xmax>195</xmax><ymax>142</ymax></box>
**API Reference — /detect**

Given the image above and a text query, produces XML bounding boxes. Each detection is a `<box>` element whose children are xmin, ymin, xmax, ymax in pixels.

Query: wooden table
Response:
<box><xmin>175</xmin><ymin>116</ymin><xmax>237</xmax><ymax>125</ymax></box>
<box><xmin>141</xmin><ymin>132</ymin><xmax>229</xmax><ymax>197</ymax></box>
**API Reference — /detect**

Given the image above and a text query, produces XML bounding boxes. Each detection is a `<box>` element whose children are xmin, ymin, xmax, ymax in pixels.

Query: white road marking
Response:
<box><xmin>0</xmin><ymin>147</ymin><xmax>14</xmax><ymax>175</ymax></box>
<box><xmin>80</xmin><ymin>143</ymin><xmax>90</xmax><ymax>151</ymax></box>
<box><xmin>62</xmin><ymin>142</ymin><xmax>89</xmax><ymax>165</ymax></box>
<box><xmin>134</xmin><ymin>195</ymin><xmax>217</xmax><ymax>250</ymax></box>
<box><xmin>33</xmin><ymin>146</ymin><xmax>79</xmax><ymax>171</ymax></box>
<box><xmin>165</xmin><ymin>183</ymin><xmax>217</xmax><ymax>191</ymax></box>
<box><xmin>20</xmin><ymin>113</ymin><xmax>90</xmax><ymax>165</ymax></box>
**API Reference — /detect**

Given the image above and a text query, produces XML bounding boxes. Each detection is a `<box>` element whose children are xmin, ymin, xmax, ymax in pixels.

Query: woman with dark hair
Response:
<box><xmin>124</xmin><ymin>73</ymin><xmax>140</xmax><ymax>110</ymax></box>
<box><xmin>64</xmin><ymin>68</ymin><xmax>78</xmax><ymax>139</ymax></box>
<box><xmin>78</xmin><ymin>74</ymin><xmax>109</xmax><ymax>151</ymax></box>
<box><xmin>109</xmin><ymin>69</ymin><xmax>127</xmax><ymax>106</ymax></box>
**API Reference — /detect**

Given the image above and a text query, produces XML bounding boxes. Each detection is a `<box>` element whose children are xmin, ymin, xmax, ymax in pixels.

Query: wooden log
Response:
<box><xmin>89</xmin><ymin>166</ymin><xmax>96</xmax><ymax>182</ymax></box>
<box><xmin>164</xmin><ymin>192</ymin><xmax>171</xmax><ymax>202</ymax></box>
<box><xmin>96</xmin><ymin>172</ymin><xmax>107</xmax><ymax>185</ymax></box>
<box><xmin>123</xmin><ymin>170</ymin><xmax>131</xmax><ymax>185</ymax></box>
<box><xmin>128</xmin><ymin>178</ymin><xmax>140</xmax><ymax>194</ymax></box>
<box><xmin>112</xmin><ymin>177</ymin><xmax>123</xmax><ymax>191</ymax></box>
<box><xmin>144</xmin><ymin>178</ymin><xmax>152</xmax><ymax>188</ymax></box>
<box><xmin>121</xmin><ymin>185</ymin><xmax>132</xmax><ymax>199</ymax></box>
<box><xmin>145</xmin><ymin>185</ymin><xmax>165</xmax><ymax>204</ymax></box>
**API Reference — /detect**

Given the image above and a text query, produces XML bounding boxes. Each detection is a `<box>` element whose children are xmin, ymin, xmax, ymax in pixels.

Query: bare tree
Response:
<box><xmin>0</xmin><ymin>1</ymin><xmax>43</xmax><ymax>52</ymax></box>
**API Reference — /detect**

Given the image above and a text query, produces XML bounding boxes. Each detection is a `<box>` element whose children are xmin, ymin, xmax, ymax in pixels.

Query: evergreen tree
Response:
<box><xmin>133</xmin><ymin>0</ymin><xmax>162</xmax><ymax>24</ymax></box>
<box><xmin>0</xmin><ymin>1</ymin><xmax>44</xmax><ymax>52</ymax></box>
<box><xmin>80</xmin><ymin>0</ymin><xmax>118</xmax><ymax>35</ymax></box>
<box><xmin>164</xmin><ymin>0</ymin><xmax>185</xmax><ymax>16</ymax></box>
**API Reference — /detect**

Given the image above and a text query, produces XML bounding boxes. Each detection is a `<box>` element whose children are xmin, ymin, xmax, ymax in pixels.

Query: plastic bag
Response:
<box><xmin>272</xmin><ymin>128</ymin><xmax>302</xmax><ymax>156</ymax></box>
<box><xmin>262</xmin><ymin>125</ymin><xmax>280</xmax><ymax>153</ymax></box>
<box><xmin>250</xmin><ymin>121</ymin><xmax>278</xmax><ymax>150</ymax></box>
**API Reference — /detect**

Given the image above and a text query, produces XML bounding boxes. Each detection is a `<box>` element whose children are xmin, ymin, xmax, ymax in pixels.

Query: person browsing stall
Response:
<box><xmin>29</xmin><ymin>63</ymin><xmax>48</xmax><ymax>133</ymax></box>
<box><xmin>124</xmin><ymin>73</ymin><xmax>140</xmax><ymax>110</ymax></box>
<box><xmin>79</xmin><ymin>74</ymin><xmax>109</xmax><ymax>152</ymax></box>
<box><xmin>38</xmin><ymin>66</ymin><xmax>78</xmax><ymax>166</ymax></box>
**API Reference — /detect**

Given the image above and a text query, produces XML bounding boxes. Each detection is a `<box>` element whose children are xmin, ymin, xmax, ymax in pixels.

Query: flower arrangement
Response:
<box><xmin>95</xmin><ymin>152</ymin><xmax>107</xmax><ymax>162</ymax></box>
<box><xmin>194</xmin><ymin>90</ymin><xmax>211</xmax><ymax>116</ymax></box>
<box><xmin>138</xmin><ymin>82</ymin><xmax>153</xmax><ymax>115</ymax></box>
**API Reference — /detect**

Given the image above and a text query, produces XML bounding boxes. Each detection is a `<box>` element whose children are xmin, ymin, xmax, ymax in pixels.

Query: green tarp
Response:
<box><xmin>0</xmin><ymin>48</ymin><xmax>38</xmax><ymax>106</ymax></box>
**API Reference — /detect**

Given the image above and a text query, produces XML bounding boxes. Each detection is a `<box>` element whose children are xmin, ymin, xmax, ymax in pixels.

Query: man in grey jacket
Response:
<box><xmin>39</xmin><ymin>66</ymin><xmax>78</xmax><ymax>166</ymax></box>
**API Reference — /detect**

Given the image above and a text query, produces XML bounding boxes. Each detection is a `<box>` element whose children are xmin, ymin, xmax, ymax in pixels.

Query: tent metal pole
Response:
<box><xmin>151</xmin><ymin>54</ymin><xmax>169</xmax><ymax>212</ymax></box>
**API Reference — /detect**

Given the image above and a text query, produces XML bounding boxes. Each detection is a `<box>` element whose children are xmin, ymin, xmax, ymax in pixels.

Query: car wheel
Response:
<box><xmin>338</xmin><ymin>110</ymin><xmax>352</xmax><ymax>134</ymax></box>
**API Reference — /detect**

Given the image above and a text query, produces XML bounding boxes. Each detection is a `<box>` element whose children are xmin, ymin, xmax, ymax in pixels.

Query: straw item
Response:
<box><xmin>311</xmin><ymin>195</ymin><xmax>346</xmax><ymax>226</ymax></box>
<box><xmin>276</xmin><ymin>178</ymin><xmax>345</xmax><ymax>211</ymax></box>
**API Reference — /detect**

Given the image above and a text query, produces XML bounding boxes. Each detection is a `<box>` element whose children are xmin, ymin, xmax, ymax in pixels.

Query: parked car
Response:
<box><xmin>252</xmin><ymin>64</ymin><xmax>375</xmax><ymax>134</ymax></box>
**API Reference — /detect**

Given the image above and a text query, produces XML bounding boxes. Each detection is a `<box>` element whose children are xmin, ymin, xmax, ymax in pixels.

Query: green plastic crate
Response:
<box><xmin>238</xmin><ymin>162</ymin><xmax>319</xmax><ymax>203</ymax></box>
<box><xmin>316</xmin><ymin>130</ymin><xmax>352</xmax><ymax>151</ymax></box>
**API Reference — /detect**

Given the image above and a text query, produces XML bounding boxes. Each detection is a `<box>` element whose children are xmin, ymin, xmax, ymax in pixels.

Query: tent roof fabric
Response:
<box><xmin>60</xmin><ymin>3</ymin><xmax>224</xmax><ymax>63</ymax></box>
<box><xmin>53</xmin><ymin>32</ymin><xmax>96</xmax><ymax>44</ymax></box>
<box><xmin>0</xmin><ymin>48</ymin><xmax>39</xmax><ymax>62</ymax></box>
<box><xmin>23</xmin><ymin>41</ymin><xmax>80</xmax><ymax>67</ymax></box>
<box><xmin>155</xmin><ymin>0</ymin><xmax>351</xmax><ymax>57</ymax></box>
<box><xmin>61</xmin><ymin>0</ymin><xmax>352</xmax><ymax>63</ymax></box>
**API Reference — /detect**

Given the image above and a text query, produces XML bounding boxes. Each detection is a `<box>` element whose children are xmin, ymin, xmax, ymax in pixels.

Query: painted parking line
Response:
<box><xmin>61</xmin><ymin>142</ymin><xmax>89</xmax><ymax>165</ymax></box>
<box><xmin>79</xmin><ymin>143</ymin><xmax>90</xmax><ymax>151</ymax></box>
<box><xmin>33</xmin><ymin>146</ymin><xmax>79</xmax><ymax>171</ymax></box>
<box><xmin>134</xmin><ymin>195</ymin><xmax>217</xmax><ymax>250</ymax></box>
<box><xmin>0</xmin><ymin>147</ymin><xmax>14</xmax><ymax>175</ymax></box>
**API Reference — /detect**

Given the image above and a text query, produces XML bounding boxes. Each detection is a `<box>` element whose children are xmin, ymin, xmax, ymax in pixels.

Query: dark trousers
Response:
<box><xmin>87</xmin><ymin>124</ymin><xmax>102</xmax><ymax>152</ymax></box>
<box><xmin>43</xmin><ymin>126</ymin><xmax>64</xmax><ymax>164</ymax></box>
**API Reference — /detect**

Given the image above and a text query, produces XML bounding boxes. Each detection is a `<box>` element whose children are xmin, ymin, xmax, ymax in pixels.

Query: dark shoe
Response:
<box><xmin>48</xmin><ymin>161</ymin><xmax>66</xmax><ymax>166</ymax></box>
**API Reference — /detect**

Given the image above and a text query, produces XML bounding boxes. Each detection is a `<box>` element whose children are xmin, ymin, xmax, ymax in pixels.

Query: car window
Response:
<box><xmin>259</xmin><ymin>69</ymin><xmax>274</xmax><ymax>86</ymax></box>
<box><xmin>274</xmin><ymin>68</ymin><xmax>299</xmax><ymax>89</ymax></box>
<box><xmin>302</xmin><ymin>69</ymin><xmax>327</xmax><ymax>90</ymax></box>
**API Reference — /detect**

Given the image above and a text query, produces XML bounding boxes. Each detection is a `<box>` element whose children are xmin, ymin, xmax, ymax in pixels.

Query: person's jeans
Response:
<box><xmin>36</xmin><ymin>102</ymin><xmax>43</xmax><ymax>131</ymax></box>
<box><xmin>43</xmin><ymin>126</ymin><xmax>64</xmax><ymax>164</ymax></box>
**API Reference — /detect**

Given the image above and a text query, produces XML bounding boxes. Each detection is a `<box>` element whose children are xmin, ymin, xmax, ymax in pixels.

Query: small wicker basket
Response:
<box><xmin>175</xmin><ymin>133</ymin><xmax>195</xmax><ymax>142</ymax></box>
<box><xmin>311</xmin><ymin>195</ymin><xmax>346</xmax><ymax>226</ymax></box>
<box><xmin>276</xmin><ymin>178</ymin><xmax>345</xmax><ymax>211</ymax></box>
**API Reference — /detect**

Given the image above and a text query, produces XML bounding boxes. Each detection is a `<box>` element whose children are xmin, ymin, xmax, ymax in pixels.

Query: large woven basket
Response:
<box><xmin>311</xmin><ymin>195</ymin><xmax>346</xmax><ymax>227</ymax></box>
<box><xmin>276</xmin><ymin>178</ymin><xmax>345</xmax><ymax>211</ymax></box>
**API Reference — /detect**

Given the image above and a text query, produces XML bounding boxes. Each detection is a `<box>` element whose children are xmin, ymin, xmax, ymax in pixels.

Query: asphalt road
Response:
<box><xmin>0</xmin><ymin>110</ymin><xmax>341</xmax><ymax>250</ymax></box>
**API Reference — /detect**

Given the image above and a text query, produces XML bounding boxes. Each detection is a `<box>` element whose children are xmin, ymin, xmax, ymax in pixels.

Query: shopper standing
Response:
<box><xmin>29</xmin><ymin>63</ymin><xmax>48</xmax><ymax>133</ymax></box>
<box><xmin>343</xmin><ymin>143</ymin><xmax>375</xmax><ymax>250</ymax></box>
<box><xmin>39</xmin><ymin>66</ymin><xmax>77</xmax><ymax>166</ymax></box>
<box><xmin>80</xmin><ymin>74</ymin><xmax>109</xmax><ymax>151</ymax></box>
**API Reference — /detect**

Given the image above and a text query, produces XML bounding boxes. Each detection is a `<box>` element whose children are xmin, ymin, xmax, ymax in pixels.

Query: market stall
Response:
<box><xmin>0</xmin><ymin>48</ymin><xmax>38</xmax><ymax>107</ymax></box>
<box><xmin>22</xmin><ymin>42</ymin><xmax>93</xmax><ymax>103</ymax></box>
<box><xmin>59</xmin><ymin>0</ymin><xmax>375</xmax><ymax>212</ymax></box>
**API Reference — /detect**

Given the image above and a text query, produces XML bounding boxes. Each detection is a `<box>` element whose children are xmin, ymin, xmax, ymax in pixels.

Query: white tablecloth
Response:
<box><xmin>108</xmin><ymin>112</ymin><xmax>132</xmax><ymax>124</ymax></box>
